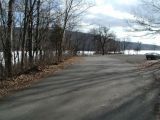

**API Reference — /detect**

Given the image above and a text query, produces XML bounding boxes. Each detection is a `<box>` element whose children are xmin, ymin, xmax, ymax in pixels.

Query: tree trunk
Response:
<box><xmin>4</xmin><ymin>0</ymin><xmax>15</xmax><ymax>77</ymax></box>
<box><xmin>21</xmin><ymin>0</ymin><xmax>28</xmax><ymax>69</ymax></box>
<box><xmin>35</xmin><ymin>0</ymin><xmax>40</xmax><ymax>57</ymax></box>
<box><xmin>102</xmin><ymin>48</ymin><xmax>105</xmax><ymax>55</ymax></box>
<box><xmin>28</xmin><ymin>0</ymin><xmax>34</xmax><ymax>64</ymax></box>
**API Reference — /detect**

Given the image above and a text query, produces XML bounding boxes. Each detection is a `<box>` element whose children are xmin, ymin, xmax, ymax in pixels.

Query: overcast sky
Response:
<box><xmin>80</xmin><ymin>0</ymin><xmax>160</xmax><ymax>45</ymax></box>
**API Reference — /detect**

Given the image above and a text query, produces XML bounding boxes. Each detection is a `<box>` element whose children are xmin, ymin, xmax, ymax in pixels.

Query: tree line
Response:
<box><xmin>0</xmin><ymin>0</ymin><xmax>93</xmax><ymax>80</ymax></box>
<box><xmin>0</xmin><ymin>0</ymin><xmax>124</xmax><ymax>80</ymax></box>
<box><xmin>90</xmin><ymin>26</ymin><xmax>121</xmax><ymax>55</ymax></box>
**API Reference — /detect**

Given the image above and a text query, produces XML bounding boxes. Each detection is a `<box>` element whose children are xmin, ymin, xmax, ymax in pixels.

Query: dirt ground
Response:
<box><xmin>0</xmin><ymin>55</ymin><xmax>159</xmax><ymax>120</ymax></box>
<box><xmin>0</xmin><ymin>57</ymin><xmax>81</xmax><ymax>97</ymax></box>
<box><xmin>108</xmin><ymin>54</ymin><xmax>147</xmax><ymax>64</ymax></box>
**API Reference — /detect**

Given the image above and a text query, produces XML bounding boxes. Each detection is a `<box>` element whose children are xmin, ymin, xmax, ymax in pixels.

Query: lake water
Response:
<box><xmin>0</xmin><ymin>50</ymin><xmax>159</xmax><ymax>65</ymax></box>
<box><xmin>78</xmin><ymin>50</ymin><xmax>160</xmax><ymax>55</ymax></box>
<box><xmin>124</xmin><ymin>50</ymin><xmax>160</xmax><ymax>55</ymax></box>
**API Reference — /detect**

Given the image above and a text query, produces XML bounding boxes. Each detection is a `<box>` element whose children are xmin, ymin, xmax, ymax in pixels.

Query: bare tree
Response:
<box><xmin>121</xmin><ymin>37</ymin><xmax>131</xmax><ymax>54</ymax></box>
<box><xmin>128</xmin><ymin>0</ymin><xmax>160</xmax><ymax>37</ymax></box>
<box><xmin>109</xmin><ymin>39</ymin><xmax>121</xmax><ymax>54</ymax></box>
<box><xmin>55</xmin><ymin>0</ymin><xmax>92</xmax><ymax>61</ymax></box>
<box><xmin>134</xmin><ymin>41</ymin><xmax>142</xmax><ymax>54</ymax></box>
<box><xmin>0</xmin><ymin>0</ymin><xmax>94</xmax><ymax>81</ymax></box>
<box><xmin>91</xmin><ymin>26</ymin><xmax>117</xmax><ymax>55</ymax></box>
<box><xmin>4</xmin><ymin>0</ymin><xmax>15</xmax><ymax>77</ymax></box>
<box><xmin>21</xmin><ymin>0</ymin><xmax>29</xmax><ymax>69</ymax></box>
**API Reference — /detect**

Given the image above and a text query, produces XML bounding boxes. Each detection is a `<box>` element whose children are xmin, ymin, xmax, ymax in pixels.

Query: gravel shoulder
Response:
<box><xmin>0</xmin><ymin>55</ymin><xmax>159</xmax><ymax>120</ymax></box>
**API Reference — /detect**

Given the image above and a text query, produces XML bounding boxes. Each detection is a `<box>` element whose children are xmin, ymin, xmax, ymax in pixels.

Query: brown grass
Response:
<box><xmin>0</xmin><ymin>56</ymin><xmax>82</xmax><ymax>98</ymax></box>
<box><xmin>138</xmin><ymin>60</ymin><xmax>160</xmax><ymax>70</ymax></box>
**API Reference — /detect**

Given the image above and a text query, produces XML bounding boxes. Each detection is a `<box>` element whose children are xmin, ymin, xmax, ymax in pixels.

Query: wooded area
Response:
<box><xmin>0</xmin><ymin>0</ymin><xmax>124</xmax><ymax>80</ymax></box>
<box><xmin>0</xmin><ymin>0</ymin><xmax>92</xmax><ymax>79</ymax></box>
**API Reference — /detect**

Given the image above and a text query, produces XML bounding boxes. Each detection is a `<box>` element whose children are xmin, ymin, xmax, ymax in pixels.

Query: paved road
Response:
<box><xmin>0</xmin><ymin>56</ymin><xmax>159</xmax><ymax>120</ymax></box>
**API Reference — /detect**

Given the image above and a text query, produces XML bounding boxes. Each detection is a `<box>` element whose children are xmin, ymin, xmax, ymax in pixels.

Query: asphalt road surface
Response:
<box><xmin>0</xmin><ymin>55</ymin><xmax>159</xmax><ymax>120</ymax></box>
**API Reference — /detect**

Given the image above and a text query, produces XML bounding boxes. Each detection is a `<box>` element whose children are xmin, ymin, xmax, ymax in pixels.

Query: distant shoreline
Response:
<box><xmin>124</xmin><ymin>50</ymin><xmax>160</xmax><ymax>55</ymax></box>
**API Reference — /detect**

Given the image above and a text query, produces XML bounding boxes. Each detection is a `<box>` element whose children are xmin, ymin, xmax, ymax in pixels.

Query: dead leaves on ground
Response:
<box><xmin>0</xmin><ymin>57</ymin><xmax>82</xmax><ymax>98</ymax></box>
<box><xmin>138</xmin><ymin>60</ymin><xmax>160</xmax><ymax>70</ymax></box>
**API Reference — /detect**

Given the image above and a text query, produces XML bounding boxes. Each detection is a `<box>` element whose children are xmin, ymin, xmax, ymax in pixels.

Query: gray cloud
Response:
<box><xmin>82</xmin><ymin>0</ymin><xmax>160</xmax><ymax>44</ymax></box>
<box><xmin>103</xmin><ymin>0</ymin><xmax>139</xmax><ymax>12</ymax></box>
<box><xmin>83</xmin><ymin>0</ymin><xmax>140</xmax><ymax>29</ymax></box>
<box><xmin>84</xmin><ymin>13</ymin><xmax>128</xmax><ymax>27</ymax></box>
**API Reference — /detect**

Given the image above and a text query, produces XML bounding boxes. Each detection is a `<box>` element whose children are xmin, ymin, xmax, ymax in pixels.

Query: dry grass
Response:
<box><xmin>138</xmin><ymin>60</ymin><xmax>160</xmax><ymax>70</ymax></box>
<box><xmin>0</xmin><ymin>56</ymin><xmax>82</xmax><ymax>98</ymax></box>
